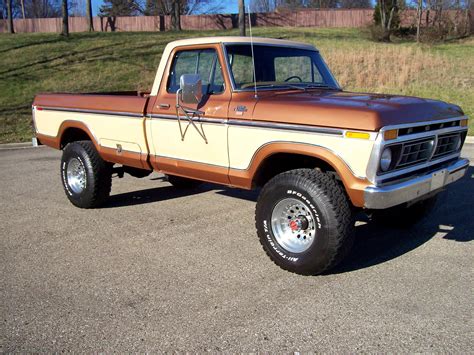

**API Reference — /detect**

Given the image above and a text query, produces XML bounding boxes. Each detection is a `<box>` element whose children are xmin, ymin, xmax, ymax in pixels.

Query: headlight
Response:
<box><xmin>454</xmin><ymin>136</ymin><xmax>462</xmax><ymax>151</ymax></box>
<box><xmin>380</xmin><ymin>147</ymin><xmax>392</xmax><ymax>172</ymax></box>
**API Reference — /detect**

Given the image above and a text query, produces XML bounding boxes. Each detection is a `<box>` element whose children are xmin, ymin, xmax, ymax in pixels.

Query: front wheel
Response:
<box><xmin>61</xmin><ymin>141</ymin><xmax>112</xmax><ymax>208</ymax></box>
<box><xmin>255</xmin><ymin>169</ymin><xmax>355</xmax><ymax>275</ymax></box>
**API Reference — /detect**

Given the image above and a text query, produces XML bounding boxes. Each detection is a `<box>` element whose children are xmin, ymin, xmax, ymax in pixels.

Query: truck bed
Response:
<box><xmin>33</xmin><ymin>92</ymin><xmax>152</xmax><ymax>170</ymax></box>
<box><xmin>33</xmin><ymin>92</ymin><xmax>150</xmax><ymax>116</ymax></box>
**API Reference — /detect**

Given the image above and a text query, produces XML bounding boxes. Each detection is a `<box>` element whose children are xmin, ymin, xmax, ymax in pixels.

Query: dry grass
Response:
<box><xmin>323</xmin><ymin>45</ymin><xmax>474</xmax><ymax>103</ymax></box>
<box><xmin>325</xmin><ymin>46</ymin><xmax>449</xmax><ymax>90</ymax></box>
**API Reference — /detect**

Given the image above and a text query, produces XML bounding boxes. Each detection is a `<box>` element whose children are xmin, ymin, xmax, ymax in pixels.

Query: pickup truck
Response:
<box><xmin>33</xmin><ymin>36</ymin><xmax>470</xmax><ymax>275</ymax></box>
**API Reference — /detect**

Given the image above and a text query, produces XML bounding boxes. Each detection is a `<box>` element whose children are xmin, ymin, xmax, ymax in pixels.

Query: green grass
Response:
<box><xmin>0</xmin><ymin>28</ymin><xmax>473</xmax><ymax>143</ymax></box>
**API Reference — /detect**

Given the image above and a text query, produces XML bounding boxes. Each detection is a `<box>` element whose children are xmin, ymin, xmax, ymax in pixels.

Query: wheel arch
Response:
<box><xmin>58</xmin><ymin>121</ymin><xmax>100</xmax><ymax>151</ymax></box>
<box><xmin>230</xmin><ymin>142</ymin><xmax>370</xmax><ymax>207</ymax></box>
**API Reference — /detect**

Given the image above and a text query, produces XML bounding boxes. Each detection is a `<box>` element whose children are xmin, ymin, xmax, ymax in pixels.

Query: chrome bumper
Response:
<box><xmin>364</xmin><ymin>158</ymin><xmax>469</xmax><ymax>209</ymax></box>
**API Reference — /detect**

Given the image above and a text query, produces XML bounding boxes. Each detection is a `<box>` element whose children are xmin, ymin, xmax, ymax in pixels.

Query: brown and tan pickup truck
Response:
<box><xmin>33</xmin><ymin>36</ymin><xmax>469</xmax><ymax>275</ymax></box>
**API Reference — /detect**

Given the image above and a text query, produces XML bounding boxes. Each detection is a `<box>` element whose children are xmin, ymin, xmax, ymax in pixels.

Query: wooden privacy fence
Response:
<box><xmin>0</xmin><ymin>9</ymin><xmax>471</xmax><ymax>33</ymax></box>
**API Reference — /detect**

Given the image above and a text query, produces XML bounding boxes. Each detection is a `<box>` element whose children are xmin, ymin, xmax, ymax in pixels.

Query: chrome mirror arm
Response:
<box><xmin>175</xmin><ymin>88</ymin><xmax>208</xmax><ymax>144</ymax></box>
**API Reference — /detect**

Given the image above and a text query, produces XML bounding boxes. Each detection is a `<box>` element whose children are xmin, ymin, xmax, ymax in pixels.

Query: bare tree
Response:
<box><xmin>377</xmin><ymin>0</ymin><xmax>398</xmax><ymax>41</ymax></box>
<box><xmin>62</xmin><ymin>0</ymin><xmax>69</xmax><ymax>36</ymax></box>
<box><xmin>251</xmin><ymin>0</ymin><xmax>277</xmax><ymax>12</ymax></box>
<box><xmin>86</xmin><ymin>0</ymin><xmax>93</xmax><ymax>31</ymax></box>
<box><xmin>6</xmin><ymin>0</ymin><xmax>14</xmax><ymax>33</ymax></box>
<box><xmin>239</xmin><ymin>0</ymin><xmax>246</xmax><ymax>36</ymax></box>
<box><xmin>22</xmin><ymin>0</ymin><xmax>62</xmax><ymax>18</ymax></box>
<box><xmin>184</xmin><ymin>0</ymin><xmax>224</xmax><ymax>14</ymax></box>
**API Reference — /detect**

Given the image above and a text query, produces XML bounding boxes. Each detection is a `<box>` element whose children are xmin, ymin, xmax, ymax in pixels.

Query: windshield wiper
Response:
<box><xmin>242</xmin><ymin>83</ymin><xmax>339</xmax><ymax>91</ymax></box>
<box><xmin>303</xmin><ymin>84</ymin><xmax>340</xmax><ymax>90</ymax></box>
<box><xmin>248</xmin><ymin>84</ymin><xmax>307</xmax><ymax>91</ymax></box>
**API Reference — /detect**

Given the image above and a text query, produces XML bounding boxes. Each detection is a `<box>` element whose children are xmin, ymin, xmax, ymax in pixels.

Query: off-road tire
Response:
<box><xmin>255</xmin><ymin>168</ymin><xmax>355</xmax><ymax>275</ymax></box>
<box><xmin>166</xmin><ymin>174</ymin><xmax>202</xmax><ymax>189</ymax></box>
<box><xmin>61</xmin><ymin>141</ymin><xmax>112</xmax><ymax>208</ymax></box>
<box><xmin>371</xmin><ymin>195</ymin><xmax>438</xmax><ymax>228</ymax></box>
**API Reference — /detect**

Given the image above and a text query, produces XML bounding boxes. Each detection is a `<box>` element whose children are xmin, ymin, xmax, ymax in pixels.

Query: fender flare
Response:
<box><xmin>229</xmin><ymin>142</ymin><xmax>370</xmax><ymax>207</ymax></box>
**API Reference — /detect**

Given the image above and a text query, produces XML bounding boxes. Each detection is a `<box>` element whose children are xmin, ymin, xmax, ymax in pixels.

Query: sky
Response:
<box><xmin>91</xmin><ymin>0</ymin><xmax>239</xmax><ymax>17</ymax></box>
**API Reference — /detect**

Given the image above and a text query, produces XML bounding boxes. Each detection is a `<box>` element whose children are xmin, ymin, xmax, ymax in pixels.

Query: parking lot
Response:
<box><xmin>1</xmin><ymin>145</ymin><xmax>473</xmax><ymax>352</ymax></box>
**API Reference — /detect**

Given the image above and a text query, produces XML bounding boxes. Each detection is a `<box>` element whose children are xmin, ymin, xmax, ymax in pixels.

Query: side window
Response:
<box><xmin>167</xmin><ymin>49</ymin><xmax>225</xmax><ymax>95</ymax></box>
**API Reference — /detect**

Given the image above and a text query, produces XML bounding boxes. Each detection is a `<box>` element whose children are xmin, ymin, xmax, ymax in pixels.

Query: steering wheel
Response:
<box><xmin>284</xmin><ymin>75</ymin><xmax>303</xmax><ymax>83</ymax></box>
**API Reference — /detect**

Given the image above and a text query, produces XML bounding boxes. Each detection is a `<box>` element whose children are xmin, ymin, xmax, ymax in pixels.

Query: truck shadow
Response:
<box><xmin>331</xmin><ymin>166</ymin><xmax>474</xmax><ymax>274</ymax></box>
<box><xmin>105</xmin><ymin>176</ymin><xmax>260</xmax><ymax>208</ymax></box>
<box><xmin>105</xmin><ymin>184</ymin><xmax>214</xmax><ymax>208</ymax></box>
<box><xmin>105</xmin><ymin>167</ymin><xmax>473</xmax><ymax>274</ymax></box>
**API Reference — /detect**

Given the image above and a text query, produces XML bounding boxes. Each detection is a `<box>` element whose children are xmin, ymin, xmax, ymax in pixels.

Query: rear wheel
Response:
<box><xmin>166</xmin><ymin>174</ymin><xmax>202</xmax><ymax>189</ymax></box>
<box><xmin>255</xmin><ymin>169</ymin><xmax>355</xmax><ymax>275</ymax></box>
<box><xmin>61</xmin><ymin>141</ymin><xmax>112</xmax><ymax>208</ymax></box>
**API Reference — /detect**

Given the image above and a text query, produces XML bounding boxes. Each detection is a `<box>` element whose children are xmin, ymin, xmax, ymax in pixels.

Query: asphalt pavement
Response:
<box><xmin>1</xmin><ymin>145</ymin><xmax>473</xmax><ymax>352</ymax></box>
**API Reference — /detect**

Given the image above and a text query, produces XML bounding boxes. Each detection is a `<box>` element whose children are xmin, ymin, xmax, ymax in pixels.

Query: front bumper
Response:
<box><xmin>364</xmin><ymin>158</ymin><xmax>469</xmax><ymax>209</ymax></box>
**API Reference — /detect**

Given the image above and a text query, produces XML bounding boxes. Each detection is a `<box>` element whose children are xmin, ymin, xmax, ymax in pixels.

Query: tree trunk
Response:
<box><xmin>378</xmin><ymin>0</ymin><xmax>396</xmax><ymax>42</ymax></box>
<box><xmin>159</xmin><ymin>15</ymin><xmax>165</xmax><ymax>31</ymax></box>
<box><xmin>6</xmin><ymin>0</ymin><xmax>14</xmax><ymax>33</ymax></box>
<box><xmin>175</xmin><ymin>1</ymin><xmax>181</xmax><ymax>30</ymax></box>
<box><xmin>416</xmin><ymin>0</ymin><xmax>423</xmax><ymax>42</ymax></box>
<box><xmin>171</xmin><ymin>0</ymin><xmax>181</xmax><ymax>31</ymax></box>
<box><xmin>62</xmin><ymin>0</ymin><xmax>69</xmax><ymax>36</ymax></box>
<box><xmin>86</xmin><ymin>0</ymin><xmax>94</xmax><ymax>31</ymax></box>
<box><xmin>238</xmin><ymin>0</ymin><xmax>246</xmax><ymax>36</ymax></box>
<box><xmin>425</xmin><ymin>0</ymin><xmax>431</xmax><ymax>26</ymax></box>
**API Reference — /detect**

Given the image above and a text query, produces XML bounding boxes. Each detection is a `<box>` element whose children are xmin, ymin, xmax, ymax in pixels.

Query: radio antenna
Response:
<box><xmin>247</xmin><ymin>3</ymin><xmax>258</xmax><ymax>99</ymax></box>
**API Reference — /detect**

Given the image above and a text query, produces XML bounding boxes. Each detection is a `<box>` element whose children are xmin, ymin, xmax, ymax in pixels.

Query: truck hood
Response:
<box><xmin>252</xmin><ymin>90</ymin><xmax>463</xmax><ymax>131</ymax></box>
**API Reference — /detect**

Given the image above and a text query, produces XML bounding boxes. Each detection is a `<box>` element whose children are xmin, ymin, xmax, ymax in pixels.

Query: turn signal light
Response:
<box><xmin>460</xmin><ymin>119</ymin><xmax>468</xmax><ymax>127</ymax></box>
<box><xmin>384</xmin><ymin>129</ymin><xmax>398</xmax><ymax>140</ymax></box>
<box><xmin>345</xmin><ymin>131</ymin><xmax>370</xmax><ymax>140</ymax></box>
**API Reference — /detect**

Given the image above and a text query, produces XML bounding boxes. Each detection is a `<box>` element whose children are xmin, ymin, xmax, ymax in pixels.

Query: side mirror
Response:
<box><xmin>179</xmin><ymin>74</ymin><xmax>202</xmax><ymax>105</ymax></box>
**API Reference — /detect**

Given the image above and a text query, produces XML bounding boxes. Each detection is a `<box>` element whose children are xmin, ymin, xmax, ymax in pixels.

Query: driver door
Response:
<box><xmin>148</xmin><ymin>45</ymin><xmax>232</xmax><ymax>185</ymax></box>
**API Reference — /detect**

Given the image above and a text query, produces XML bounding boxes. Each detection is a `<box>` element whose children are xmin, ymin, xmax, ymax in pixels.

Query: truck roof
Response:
<box><xmin>166</xmin><ymin>36</ymin><xmax>317</xmax><ymax>51</ymax></box>
<box><xmin>151</xmin><ymin>36</ymin><xmax>317</xmax><ymax>96</ymax></box>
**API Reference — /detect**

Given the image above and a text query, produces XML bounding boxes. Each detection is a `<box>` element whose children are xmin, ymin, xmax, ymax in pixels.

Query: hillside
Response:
<box><xmin>0</xmin><ymin>28</ymin><xmax>472</xmax><ymax>143</ymax></box>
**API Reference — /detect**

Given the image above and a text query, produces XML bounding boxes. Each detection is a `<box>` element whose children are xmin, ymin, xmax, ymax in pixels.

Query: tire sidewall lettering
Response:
<box><xmin>286</xmin><ymin>189</ymin><xmax>322</xmax><ymax>230</ymax></box>
<box><xmin>263</xmin><ymin>218</ymin><xmax>300</xmax><ymax>263</ymax></box>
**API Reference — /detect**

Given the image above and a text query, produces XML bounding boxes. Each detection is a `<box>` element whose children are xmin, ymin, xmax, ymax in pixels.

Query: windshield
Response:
<box><xmin>225</xmin><ymin>44</ymin><xmax>339</xmax><ymax>91</ymax></box>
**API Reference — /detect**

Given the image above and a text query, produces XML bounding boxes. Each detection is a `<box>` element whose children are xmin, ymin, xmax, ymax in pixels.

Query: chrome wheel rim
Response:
<box><xmin>66</xmin><ymin>157</ymin><xmax>86</xmax><ymax>194</ymax></box>
<box><xmin>271</xmin><ymin>198</ymin><xmax>316</xmax><ymax>253</ymax></box>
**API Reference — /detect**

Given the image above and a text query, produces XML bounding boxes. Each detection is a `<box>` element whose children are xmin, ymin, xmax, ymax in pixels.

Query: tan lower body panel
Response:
<box><xmin>36</xmin><ymin>112</ymin><xmax>371</xmax><ymax>207</ymax></box>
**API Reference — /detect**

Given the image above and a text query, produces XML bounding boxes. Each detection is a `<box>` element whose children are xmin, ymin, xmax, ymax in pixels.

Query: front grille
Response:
<box><xmin>380</xmin><ymin>157</ymin><xmax>459</xmax><ymax>184</ymax></box>
<box><xmin>396</xmin><ymin>137</ymin><xmax>434</xmax><ymax>168</ymax></box>
<box><xmin>433</xmin><ymin>133</ymin><xmax>461</xmax><ymax>159</ymax></box>
<box><xmin>376</xmin><ymin>121</ymin><xmax>466</xmax><ymax>181</ymax></box>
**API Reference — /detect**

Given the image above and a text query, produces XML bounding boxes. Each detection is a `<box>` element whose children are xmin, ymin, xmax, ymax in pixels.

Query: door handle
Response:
<box><xmin>157</xmin><ymin>103</ymin><xmax>170</xmax><ymax>109</ymax></box>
